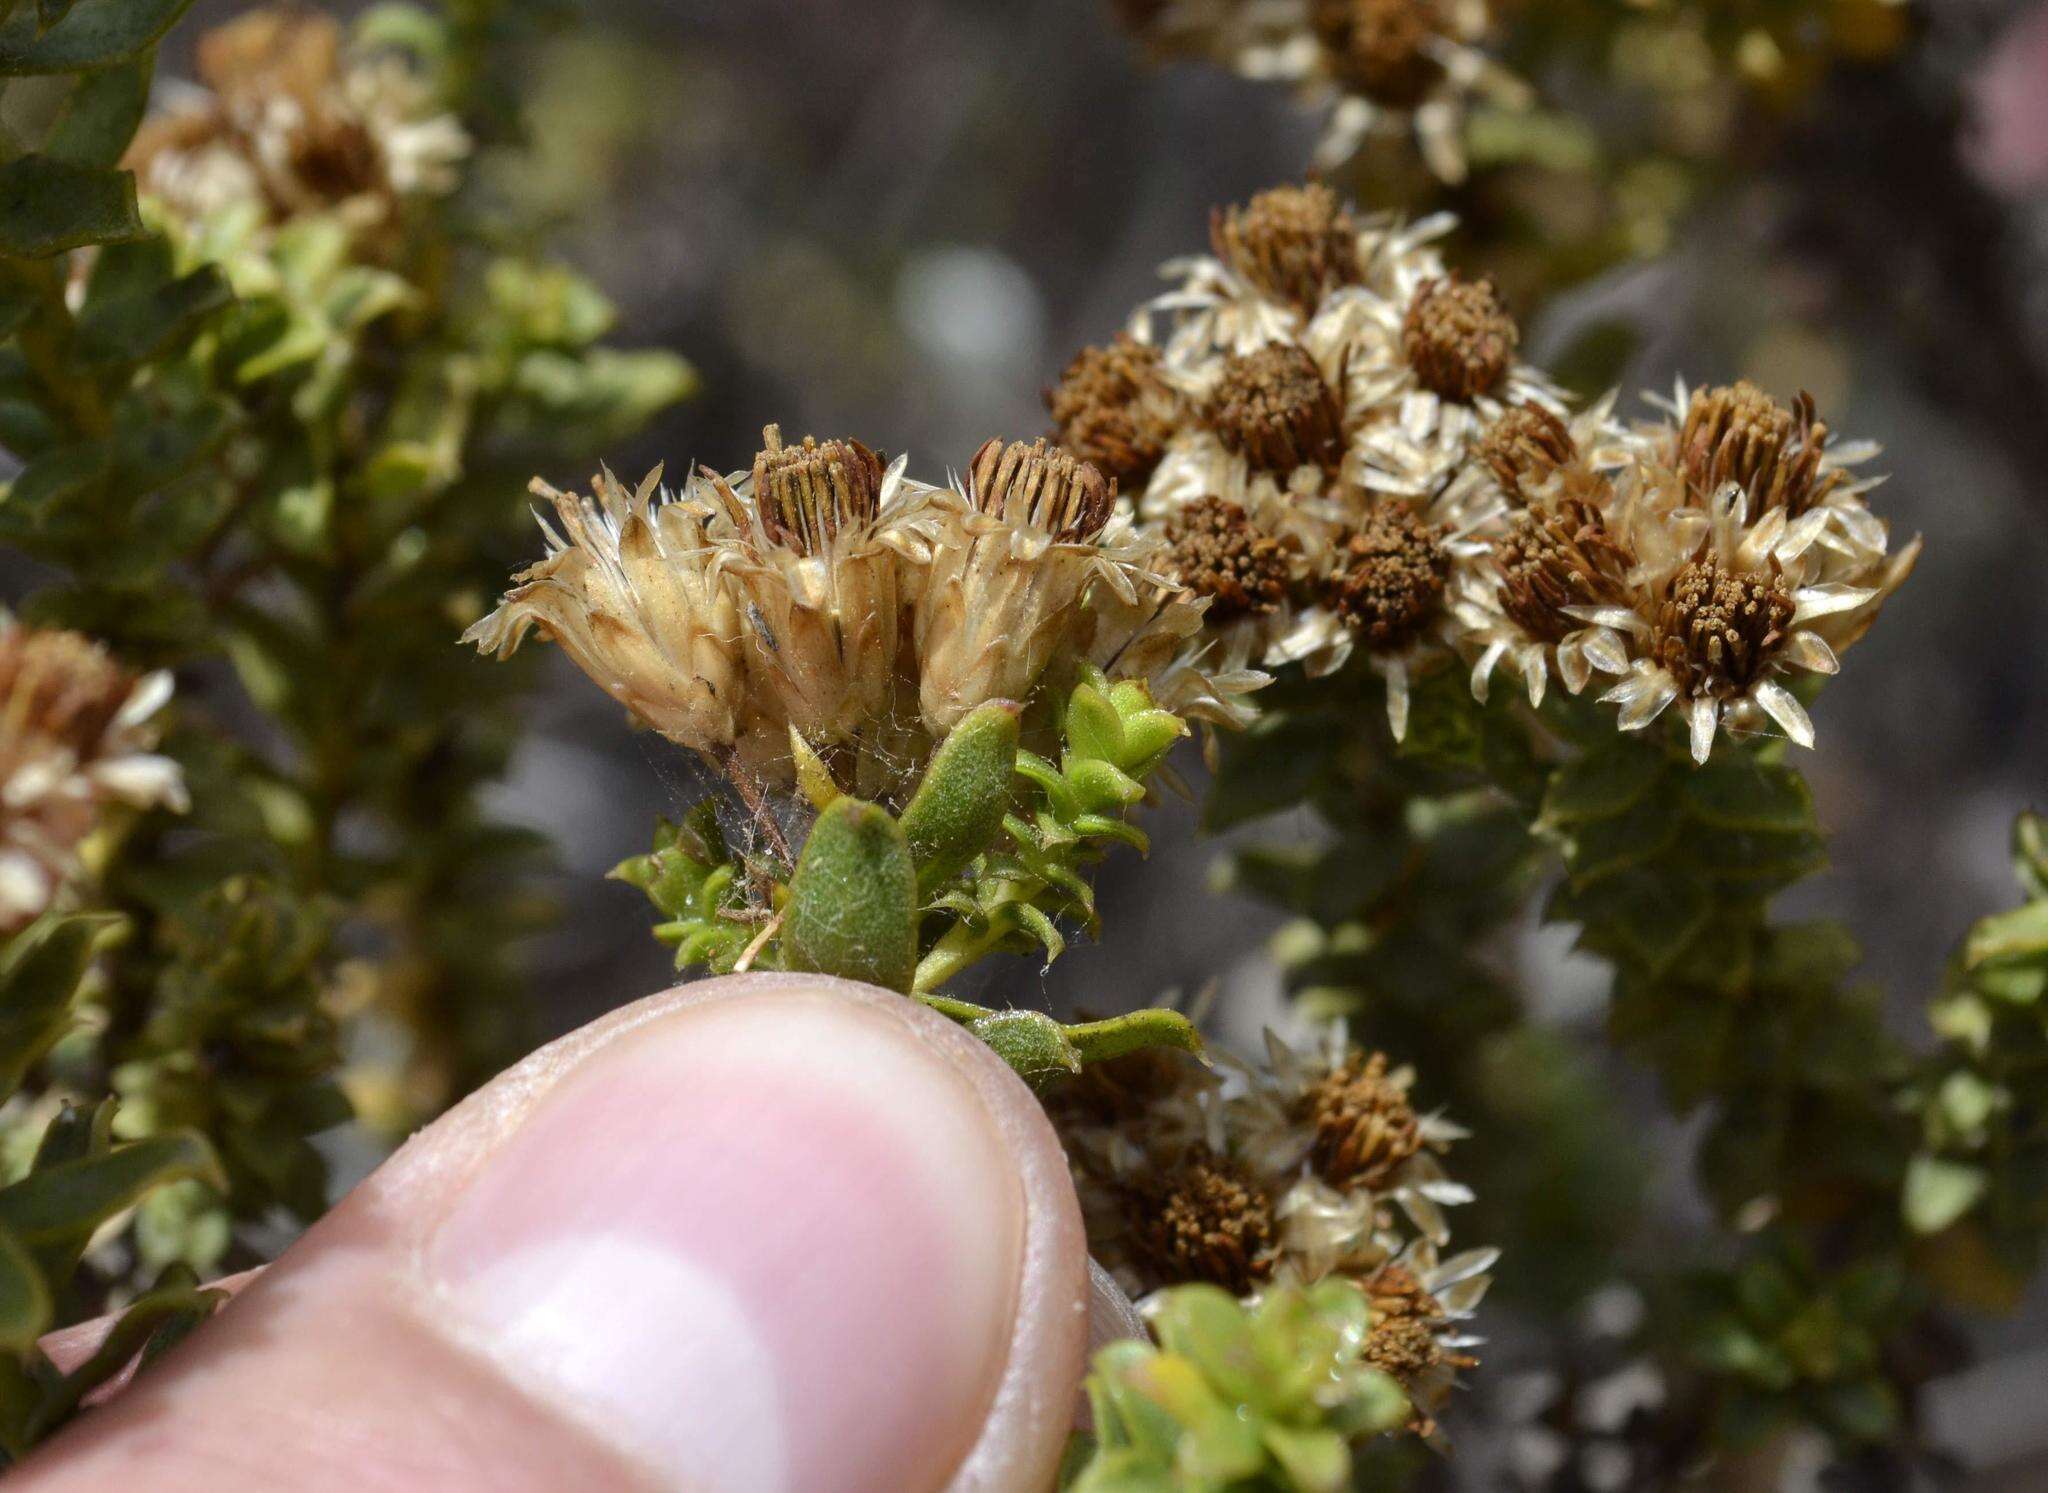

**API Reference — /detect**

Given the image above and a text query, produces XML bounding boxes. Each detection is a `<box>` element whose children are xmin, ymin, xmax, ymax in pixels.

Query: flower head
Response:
<box><xmin>126</xmin><ymin>9</ymin><xmax>467</xmax><ymax>245</ymax></box>
<box><xmin>0</xmin><ymin>622</ymin><xmax>186</xmax><ymax>932</ymax></box>
<box><xmin>1045</xmin><ymin>335</ymin><xmax>1185</xmax><ymax>489</ymax></box>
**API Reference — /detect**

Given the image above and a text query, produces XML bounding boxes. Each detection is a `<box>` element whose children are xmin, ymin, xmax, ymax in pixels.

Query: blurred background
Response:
<box><xmin>159</xmin><ymin>0</ymin><xmax>2048</xmax><ymax>1482</ymax></box>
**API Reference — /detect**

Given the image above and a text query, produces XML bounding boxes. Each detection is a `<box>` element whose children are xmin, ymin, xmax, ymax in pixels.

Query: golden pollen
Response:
<box><xmin>1402</xmin><ymin>274</ymin><xmax>1519</xmax><ymax>403</ymax></box>
<box><xmin>752</xmin><ymin>424</ymin><xmax>885</xmax><ymax>554</ymax></box>
<box><xmin>1680</xmin><ymin>381</ymin><xmax>1842</xmax><ymax>516</ymax></box>
<box><xmin>1045</xmin><ymin>335</ymin><xmax>1177</xmax><ymax>488</ymax></box>
<box><xmin>1209</xmin><ymin>182</ymin><xmax>1364</xmax><ymax>310</ymax></box>
<box><xmin>967</xmin><ymin>437</ymin><xmax>1115</xmax><ymax>542</ymax></box>
<box><xmin>1304</xmin><ymin>1050</ymin><xmax>1424</xmax><ymax>1191</ymax></box>
<box><xmin>1478</xmin><ymin>403</ymin><xmax>1578</xmax><ymax>504</ymax></box>
<box><xmin>0</xmin><ymin>627</ymin><xmax>137</xmax><ymax>775</ymax></box>
<box><xmin>1204</xmin><ymin>344</ymin><xmax>1344</xmax><ymax>473</ymax></box>
<box><xmin>1492</xmin><ymin>483</ymin><xmax>1634</xmax><ymax>643</ymax></box>
<box><xmin>1128</xmin><ymin>1149</ymin><xmax>1276</xmax><ymax>1294</ymax></box>
<box><xmin>1311</xmin><ymin>0</ymin><xmax>1446</xmax><ymax>106</ymax></box>
<box><xmin>1326</xmin><ymin>501</ymin><xmax>1448</xmax><ymax>650</ymax></box>
<box><xmin>1163</xmin><ymin>497</ymin><xmax>1295</xmax><ymax>621</ymax></box>
<box><xmin>1654</xmin><ymin>560</ymin><xmax>1795</xmax><ymax>695</ymax></box>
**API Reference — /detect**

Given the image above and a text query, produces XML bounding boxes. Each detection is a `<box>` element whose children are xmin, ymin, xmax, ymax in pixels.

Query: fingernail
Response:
<box><xmin>426</xmin><ymin>987</ymin><xmax>1025</xmax><ymax>1493</ymax></box>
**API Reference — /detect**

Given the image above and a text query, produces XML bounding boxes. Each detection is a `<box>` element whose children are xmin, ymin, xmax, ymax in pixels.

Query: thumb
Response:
<box><xmin>18</xmin><ymin>974</ymin><xmax>1091</xmax><ymax>1493</ymax></box>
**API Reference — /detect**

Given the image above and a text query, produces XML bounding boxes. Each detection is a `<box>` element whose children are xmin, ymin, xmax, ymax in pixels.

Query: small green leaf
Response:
<box><xmin>0</xmin><ymin>1226</ymin><xmax>51</xmax><ymax>1353</ymax></box>
<box><xmin>0</xmin><ymin>154</ymin><xmax>142</xmax><ymax>256</ymax></box>
<box><xmin>784</xmin><ymin>799</ymin><xmax>917</xmax><ymax>993</ymax></box>
<box><xmin>0</xmin><ymin>911</ymin><xmax>121</xmax><ymax>1098</ymax></box>
<box><xmin>0</xmin><ymin>1130</ymin><xmax>226</xmax><ymax>1251</ymax></box>
<box><xmin>78</xmin><ymin>264</ymin><xmax>234</xmax><ymax>367</ymax></box>
<box><xmin>1682</xmin><ymin>755</ymin><xmax>1815</xmax><ymax>835</ymax></box>
<box><xmin>1063</xmin><ymin>1009</ymin><xmax>1204</xmax><ymax>1067</ymax></box>
<box><xmin>1903</xmin><ymin>1154</ymin><xmax>1987</xmax><ymax>1235</ymax></box>
<box><xmin>902</xmin><ymin>700</ymin><xmax>1019</xmax><ymax>895</ymax></box>
<box><xmin>1540</xmin><ymin>741</ymin><xmax>1668</xmax><ymax>829</ymax></box>
<box><xmin>43</xmin><ymin>51</ymin><xmax>151</xmax><ymax>167</ymax></box>
<box><xmin>968</xmin><ymin>1009</ymin><xmax>1081</xmax><ymax>1087</ymax></box>
<box><xmin>0</xmin><ymin>0</ymin><xmax>196</xmax><ymax>74</ymax></box>
<box><xmin>1065</xmin><ymin>680</ymin><xmax>1126</xmax><ymax>764</ymax></box>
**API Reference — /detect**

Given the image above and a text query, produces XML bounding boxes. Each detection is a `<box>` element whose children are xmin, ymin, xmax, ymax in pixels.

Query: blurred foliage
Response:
<box><xmin>0</xmin><ymin>0</ymin><xmax>688</xmax><ymax>1442</ymax></box>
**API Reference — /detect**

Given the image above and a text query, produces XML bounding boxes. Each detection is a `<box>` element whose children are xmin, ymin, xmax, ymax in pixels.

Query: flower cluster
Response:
<box><xmin>1048</xmin><ymin>182</ymin><xmax>1919</xmax><ymax>760</ymax></box>
<box><xmin>1051</xmin><ymin>1028</ymin><xmax>1495</xmax><ymax>1438</ymax></box>
<box><xmin>1109</xmin><ymin>0</ymin><xmax>1528</xmax><ymax>178</ymax></box>
<box><xmin>0</xmin><ymin>622</ymin><xmax>185</xmax><ymax>935</ymax></box>
<box><xmin>125</xmin><ymin>8</ymin><xmax>468</xmax><ymax>249</ymax></box>
<box><xmin>467</xmin><ymin>429</ymin><xmax>1262</xmax><ymax>797</ymax></box>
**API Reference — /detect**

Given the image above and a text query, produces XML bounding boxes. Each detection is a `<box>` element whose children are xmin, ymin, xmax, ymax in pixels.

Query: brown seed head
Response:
<box><xmin>1492</xmin><ymin>483</ymin><xmax>1634</xmax><ymax>644</ymax></box>
<box><xmin>1326</xmin><ymin>502</ymin><xmax>1449</xmax><ymax>650</ymax></box>
<box><xmin>1127</xmin><ymin>1148</ymin><xmax>1276</xmax><ymax>1294</ymax></box>
<box><xmin>1479</xmin><ymin>403</ymin><xmax>1578</xmax><ymax>504</ymax></box>
<box><xmin>1311</xmin><ymin>0</ymin><xmax>1446</xmax><ymax>106</ymax></box>
<box><xmin>1204</xmin><ymin>344</ymin><xmax>1344</xmax><ymax>473</ymax></box>
<box><xmin>1360</xmin><ymin>1263</ymin><xmax>1475</xmax><ymax>1434</ymax></box>
<box><xmin>752</xmin><ymin>424</ymin><xmax>886</xmax><ymax>553</ymax></box>
<box><xmin>1304</xmin><ymin>1050</ymin><xmax>1424</xmax><ymax>1191</ymax></box>
<box><xmin>968</xmin><ymin>437</ymin><xmax>1116</xmax><ymax>542</ymax></box>
<box><xmin>1044</xmin><ymin>1045</ymin><xmax>1212</xmax><ymax>1130</ymax></box>
<box><xmin>1164</xmin><ymin>497</ymin><xmax>1296</xmax><ymax>621</ymax></box>
<box><xmin>1045</xmin><ymin>336</ymin><xmax>1178</xmax><ymax>488</ymax></box>
<box><xmin>1402</xmin><ymin>274</ymin><xmax>1518</xmax><ymax>403</ymax></box>
<box><xmin>1654</xmin><ymin>559</ymin><xmax>1795</xmax><ymax>695</ymax></box>
<box><xmin>1680</xmin><ymin>381</ymin><xmax>1843</xmax><ymax>517</ymax></box>
<box><xmin>0</xmin><ymin>627</ymin><xmax>138</xmax><ymax>778</ymax></box>
<box><xmin>1209</xmin><ymin>182</ymin><xmax>1364</xmax><ymax>310</ymax></box>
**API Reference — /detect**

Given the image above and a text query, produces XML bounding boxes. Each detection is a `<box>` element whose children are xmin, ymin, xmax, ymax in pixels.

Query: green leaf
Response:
<box><xmin>902</xmin><ymin>700</ymin><xmax>1019</xmax><ymax>895</ymax></box>
<box><xmin>783</xmin><ymin>799</ymin><xmax>918</xmax><ymax>993</ymax></box>
<box><xmin>0</xmin><ymin>0</ymin><xmax>196</xmax><ymax>74</ymax></box>
<box><xmin>1682</xmin><ymin>755</ymin><xmax>1815</xmax><ymax>835</ymax></box>
<box><xmin>1903</xmin><ymin>1154</ymin><xmax>1987</xmax><ymax>1235</ymax></box>
<box><xmin>1540</xmin><ymin>741</ymin><xmax>1668</xmax><ymax>829</ymax></box>
<box><xmin>968</xmin><ymin>1010</ymin><xmax>1081</xmax><ymax>1087</ymax></box>
<box><xmin>1063</xmin><ymin>1009</ymin><xmax>1204</xmax><ymax>1067</ymax></box>
<box><xmin>44</xmin><ymin>52</ymin><xmax>152</xmax><ymax>167</ymax></box>
<box><xmin>0</xmin><ymin>911</ymin><xmax>121</xmax><ymax>1098</ymax></box>
<box><xmin>0</xmin><ymin>1226</ymin><xmax>51</xmax><ymax>1353</ymax></box>
<box><xmin>0</xmin><ymin>154</ymin><xmax>142</xmax><ymax>256</ymax></box>
<box><xmin>0</xmin><ymin>1130</ymin><xmax>226</xmax><ymax>1252</ymax></box>
<box><xmin>78</xmin><ymin>265</ymin><xmax>234</xmax><ymax>367</ymax></box>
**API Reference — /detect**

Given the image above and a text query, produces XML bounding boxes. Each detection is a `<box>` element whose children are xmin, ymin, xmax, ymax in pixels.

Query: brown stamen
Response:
<box><xmin>1679</xmin><ymin>381</ymin><xmax>1843</xmax><ymax>516</ymax></box>
<box><xmin>1402</xmin><ymin>274</ymin><xmax>1518</xmax><ymax>403</ymax></box>
<box><xmin>1492</xmin><ymin>481</ymin><xmax>1634</xmax><ymax>643</ymax></box>
<box><xmin>1311</xmin><ymin>0</ymin><xmax>1447</xmax><ymax>106</ymax></box>
<box><xmin>1653</xmin><ymin>559</ymin><xmax>1795</xmax><ymax>695</ymax></box>
<box><xmin>967</xmin><ymin>437</ymin><xmax>1115</xmax><ymax>542</ymax></box>
<box><xmin>1127</xmin><ymin>1148</ymin><xmax>1276</xmax><ymax>1294</ymax></box>
<box><xmin>1304</xmin><ymin>1050</ymin><xmax>1424</xmax><ymax>1191</ymax></box>
<box><xmin>1478</xmin><ymin>403</ymin><xmax>1577</xmax><ymax>504</ymax></box>
<box><xmin>1163</xmin><ymin>497</ymin><xmax>1296</xmax><ymax>620</ymax></box>
<box><xmin>1209</xmin><ymin>182</ymin><xmax>1364</xmax><ymax>310</ymax></box>
<box><xmin>1044</xmin><ymin>336</ymin><xmax>1178</xmax><ymax>489</ymax></box>
<box><xmin>1326</xmin><ymin>501</ymin><xmax>1448</xmax><ymax>650</ymax></box>
<box><xmin>1204</xmin><ymin>344</ymin><xmax>1344</xmax><ymax>473</ymax></box>
<box><xmin>752</xmin><ymin>424</ymin><xmax>886</xmax><ymax>553</ymax></box>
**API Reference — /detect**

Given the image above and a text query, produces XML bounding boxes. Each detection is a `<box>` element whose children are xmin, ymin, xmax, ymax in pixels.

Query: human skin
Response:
<box><xmin>16</xmin><ymin>974</ymin><xmax>1124</xmax><ymax>1493</ymax></box>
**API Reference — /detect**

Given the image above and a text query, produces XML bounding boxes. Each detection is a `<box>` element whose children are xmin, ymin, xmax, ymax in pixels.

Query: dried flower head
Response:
<box><xmin>1205</xmin><ymin>344</ymin><xmax>1346</xmax><ymax>473</ymax></box>
<box><xmin>1361</xmin><ymin>1257</ymin><xmax>1482</xmax><ymax>1438</ymax></box>
<box><xmin>126</xmin><ymin>9</ymin><xmax>468</xmax><ymax>244</ymax></box>
<box><xmin>1045</xmin><ymin>335</ymin><xmax>1184</xmax><ymax>488</ymax></box>
<box><xmin>1312</xmin><ymin>0</ymin><xmax>1446</xmax><ymax>106</ymax></box>
<box><xmin>1402</xmin><ymin>274</ymin><xmax>1519</xmax><ymax>404</ymax></box>
<box><xmin>1479</xmin><ymin>403</ymin><xmax>1580</xmax><ymax>505</ymax></box>
<box><xmin>967</xmin><ymin>437</ymin><xmax>1115</xmax><ymax>542</ymax></box>
<box><xmin>1326</xmin><ymin>502</ymin><xmax>1448</xmax><ymax>651</ymax></box>
<box><xmin>1208</xmin><ymin>182</ymin><xmax>1365</xmax><ymax>310</ymax></box>
<box><xmin>1677</xmin><ymin>381</ymin><xmax>1845</xmax><ymax>517</ymax></box>
<box><xmin>0</xmin><ymin>622</ymin><xmax>186</xmax><ymax>932</ymax></box>
<box><xmin>463</xmin><ymin>467</ymin><xmax>758</xmax><ymax>765</ymax></box>
<box><xmin>1305</xmin><ymin>1049</ymin><xmax>1425</xmax><ymax>1192</ymax></box>
<box><xmin>1652</xmin><ymin>559</ymin><xmax>1797</xmax><ymax>700</ymax></box>
<box><xmin>750</xmin><ymin>429</ymin><xmax>886</xmax><ymax>553</ymax></box>
<box><xmin>1128</xmin><ymin>1149</ymin><xmax>1278</xmax><ymax>1295</ymax></box>
<box><xmin>1164</xmin><ymin>497</ymin><xmax>1296</xmax><ymax>620</ymax></box>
